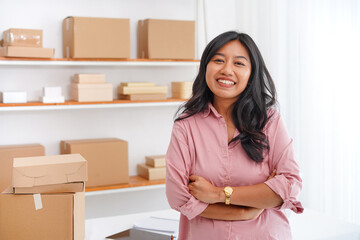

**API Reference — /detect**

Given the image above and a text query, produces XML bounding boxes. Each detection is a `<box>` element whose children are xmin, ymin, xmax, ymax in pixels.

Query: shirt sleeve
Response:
<box><xmin>165</xmin><ymin>120</ymin><xmax>209</xmax><ymax>220</ymax></box>
<box><xmin>264</xmin><ymin>111</ymin><xmax>304</xmax><ymax>214</ymax></box>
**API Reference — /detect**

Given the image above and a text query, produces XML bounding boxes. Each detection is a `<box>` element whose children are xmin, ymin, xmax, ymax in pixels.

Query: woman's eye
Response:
<box><xmin>235</xmin><ymin>62</ymin><xmax>245</xmax><ymax>66</ymax></box>
<box><xmin>213</xmin><ymin>59</ymin><xmax>224</xmax><ymax>63</ymax></box>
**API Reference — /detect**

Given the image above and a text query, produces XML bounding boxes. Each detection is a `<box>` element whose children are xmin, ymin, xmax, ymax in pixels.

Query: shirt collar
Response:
<box><xmin>202</xmin><ymin>102</ymin><xmax>223</xmax><ymax>119</ymax></box>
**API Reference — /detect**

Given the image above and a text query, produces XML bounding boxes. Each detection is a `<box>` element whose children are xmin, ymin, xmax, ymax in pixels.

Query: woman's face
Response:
<box><xmin>205</xmin><ymin>40</ymin><xmax>252</xmax><ymax>104</ymax></box>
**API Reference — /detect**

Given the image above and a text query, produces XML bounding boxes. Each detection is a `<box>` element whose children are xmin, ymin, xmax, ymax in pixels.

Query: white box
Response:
<box><xmin>42</xmin><ymin>96</ymin><xmax>65</xmax><ymax>103</ymax></box>
<box><xmin>43</xmin><ymin>87</ymin><xmax>62</xmax><ymax>97</ymax></box>
<box><xmin>1</xmin><ymin>91</ymin><xmax>27</xmax><ymax>103</ymax></box>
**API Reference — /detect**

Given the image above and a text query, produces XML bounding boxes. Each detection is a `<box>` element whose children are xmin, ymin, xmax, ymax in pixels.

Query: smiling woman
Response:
<box><xmin>165</xmin><ymin>31</ymin><xmax>303</xmax><ymax>240</ymax></box>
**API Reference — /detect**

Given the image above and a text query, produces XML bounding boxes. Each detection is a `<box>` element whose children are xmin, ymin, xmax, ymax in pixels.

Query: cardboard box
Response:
<box><xmin>137</xmin><ymin>164</ymin><xmax>166</xmax><ymax>180</ymax></box>
<box><xmin>0</xmin><ymin>46</ymin><xmax>54</xmax><ymax>58</ymax></box>
<box><xmin>0</xmin><ymin>144</ymin><xmax>45</xmax><ymax>192</ymax></box>
<box><xmin>13</xmin><ymin>182</ymin><xmax>84</xmax><ymax>194</ymax></box>
<box><xmin>2</xmin><ymin>28</ymin><xmax>42</xmax><ymax>48</ymax></box>
<box><xmin>74</xmin><ymin>74</ymin><xmax>106</xmax><ymax>83</ymax></box>
<box><xmin>1</xmin><ymin>91</ymin><xmax>27</xmax><ymax>103</ymax></box>
<box><xmin>60</xmin><ymin>138</ymin><xmax>129</xmax><ymax>187</ymax></box>
<box><xmin>118</xmin><ymin>85</ymin><xmax>168</xmax><ymax>95</ymax></box>
<box><xmin>138</xmin><ymin>19</ymin><xmax>195</xmax><ymax>59</ymax></box>
<box><xmin>145</xmin><ymin>155</ymin><xmax>166</xmax><ymax>168</ymax></box>
<box><xmin>63</xmin><ymin>16</ymin><xmax>130</xmax><ymax>59</ymax></box>
<box><xmin>171</xmin><ymin>81</ymin><xmax>193</xmax><ymax>99</ymax></box>
<box><xmin>118</xmin><ymin>93</ymin><xmax>167</xmax><ymax>101</ymax></box>
<box><xmin>0</xmin><ymin>191</ymin><xmax>85</xmax><ymax>240</ymax></box>
<box><xmin>71</xmin><ymin>83</ymin><xmax>113</xmax><ymax>102</ymax></box>
<box><xmin>12</xmin><ymin>154</ymin><xmax>87</xmax><ymax>188</ymax></box>
<box><xmin>120</xmin><ymin>82</ymin><xmax>155</xmax><ymax>87</ymax></box>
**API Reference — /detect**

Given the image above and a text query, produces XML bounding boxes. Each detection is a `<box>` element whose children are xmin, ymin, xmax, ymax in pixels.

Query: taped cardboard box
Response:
<box><xmin>63</xmin><ymin>16</ymin><xmax>130</xmax><ymax>59</ymax></box>
<box><xmin>2</xmin><ymin>28</ymin><xmax>42</xmax><ymax>47</ymax></box>
<box><xmin>0</xmin><ymin>191</ymin><xmax>85</xmax><ymax>240</ymax></box>
<box><xmin>71</xmin><ymin>83</ymin><xmax>113</xmax><ymax>102</ymax></box>
<box><xmin>0</xmin><ymin>46</ymin><xmax>54</xmax><ymax>58</ymax></box>
<box><xmin>145</xmin><ymin>155</ymin><xmax>166</xmax><ymax>168</ymax></box>
<box><xmin>137</xmin><ymin>164</ymin><xmax>166</xmax><ymax>181</ymax></box>
<box><xmin>0</xmin><ymin>144</ymin><xmax>45</xmax><ymax>193</ymax></box>
<box><xmin>61</xmin><ymin>138</ymin><xmax>129</xmax><ymax>187</ymax></box>
<box><xmin>12</xmin><ymin>154</ymin><xmax>87</xmax><ymax>188</ymax></box>
<box><xmin>138</xmin><ymin>19</ymin><xmax>195</xmax><ymax>59</ymax></box>
<box><xmin>74</xmin><ymin>74</ymin><xmax>106</xmax><ymax>83</ymax></box>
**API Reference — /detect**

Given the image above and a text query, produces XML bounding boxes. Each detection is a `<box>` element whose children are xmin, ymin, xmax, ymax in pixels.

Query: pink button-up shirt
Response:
<box><xmin>166</xmin><ymin>103</ymin><xmax>303</xmax><ymax>240</ymax></box>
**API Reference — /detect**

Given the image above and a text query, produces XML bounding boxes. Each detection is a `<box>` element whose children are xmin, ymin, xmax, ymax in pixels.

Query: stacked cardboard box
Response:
<box><xmin>118</xmin><ymin>82</ymin><xmax>168</xmax><ymax>101</ymax></box>
<box><xmin>0</xmin><ymin>154</ymin><xmax>87</xmax><ymax>240</ymax></box>
<box><xmin>138</xmin><ymin>19</ymin><xmax>195</xmax><ymax>60</ymax></box>
<box><xmin>71</xmin><ymin>74</ymin><xmax>113</xmax><ymax>102</ymax></box>
<box><xmin>0</xmin><ymin>144</ymin><xmax>45</xmax><ymax>192</ymax></box>
<box><xmin>171</xmin><ymin>81</ymin><xmax>193</xmax><ymax>99</ymax></box>
<box><xmin>137</xmin><ymin>155</ymin><xmax>166</xmax><ymax>180</ymax></box>
<box><xmin>0</xmin><ymin>28</ymin><xmax>54</xmax><ymax>58</ymax></box>
<box><xmin>60</xmin><ymin>138</ymin><xmax>129</xmax><ymax>187</ymax></box>
<box><xmin>63</xmin><ymin>17</ymin><xmax>130</xmax><ymax>59</ymax></box>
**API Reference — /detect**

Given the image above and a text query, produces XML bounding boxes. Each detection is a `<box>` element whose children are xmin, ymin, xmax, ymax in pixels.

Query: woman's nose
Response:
<box><xmin>220</xmin><ymin>62</ymin><xmax>233</xmax><ymax>75</ymax></box>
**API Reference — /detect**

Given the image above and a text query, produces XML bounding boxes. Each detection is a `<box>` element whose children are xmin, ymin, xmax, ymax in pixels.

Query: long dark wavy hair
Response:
<box><xmin>175</xmin><ymin>31</ymin><xmax>277</xmax><ymax>162</ymax></box>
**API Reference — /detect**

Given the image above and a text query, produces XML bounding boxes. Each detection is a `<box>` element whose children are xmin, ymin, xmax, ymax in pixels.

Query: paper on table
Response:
<box><xmin>133</xmin><ymin>216</ymin><xmax>179</xmax><ymax>234</ymax></box>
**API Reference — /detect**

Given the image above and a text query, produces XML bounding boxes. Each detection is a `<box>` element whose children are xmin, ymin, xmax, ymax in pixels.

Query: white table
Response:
<box><xmin>85</xmin><ymin>208</ymin><xmax>360</xmax><ymax>240</ymax></box>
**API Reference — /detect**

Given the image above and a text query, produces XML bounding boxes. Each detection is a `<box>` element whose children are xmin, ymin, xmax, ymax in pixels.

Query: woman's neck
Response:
<box><xmin>213</xmin><ymin>98</ymin><xmax>235</xmax><ymax>121</ymax></box>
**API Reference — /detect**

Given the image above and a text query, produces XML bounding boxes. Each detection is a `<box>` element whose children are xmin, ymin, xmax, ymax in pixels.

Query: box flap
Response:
<box><xmin>12</xmin><ymin>154</ymin><xmax>88</xmax><ymax>188</ymax></box>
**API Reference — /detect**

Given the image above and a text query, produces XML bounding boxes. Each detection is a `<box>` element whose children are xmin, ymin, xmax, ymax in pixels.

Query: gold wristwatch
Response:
<box><xmin>223</xmin><ymin>186</ymin><xmax>233</xmax><ymax>205</ymax></box>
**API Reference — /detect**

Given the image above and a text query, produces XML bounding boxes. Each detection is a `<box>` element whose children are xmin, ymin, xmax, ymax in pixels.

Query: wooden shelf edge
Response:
<box><xmin>0</xmin><ymin>98</ymin><xmax>187</xmax><ymax>108</ymax></box>
<box><xmin>85</xmin><ymin>175</ymin><xmax>165</xmax><ymax>192</ymax></box>
<box><xmin>0</xmin><ymin>57</ymin><xmax>200</xmax><ymax>62</ymax></box>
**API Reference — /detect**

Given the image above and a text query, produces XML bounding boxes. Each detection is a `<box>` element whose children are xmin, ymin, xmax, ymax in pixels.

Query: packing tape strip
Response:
<box><xmin>33</xmin><ymin>193</ymin><xmax>43</xmax><ymax>210</ymax></box>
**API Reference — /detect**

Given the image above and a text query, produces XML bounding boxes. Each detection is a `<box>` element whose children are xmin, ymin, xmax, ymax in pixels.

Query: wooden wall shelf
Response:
<box><xmin>0</xmin><ymin>99</ymin><xmax>186</xmax><ymax>111</ymax></box>
<box><xmin>85</xmin><ymin>175</ymin><xmax>165</xmax><ymax>195</ymax></box>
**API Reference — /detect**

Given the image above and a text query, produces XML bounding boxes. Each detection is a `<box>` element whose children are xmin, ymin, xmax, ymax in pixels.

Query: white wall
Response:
<box><xmin>0</xmin><ymin>0</ymin><xmax>198</xmax><ymax>219</ymax></box>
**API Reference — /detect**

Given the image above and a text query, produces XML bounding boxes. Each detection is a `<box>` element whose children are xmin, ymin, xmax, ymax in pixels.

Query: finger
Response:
<box><xmin>189</xmin><ymin>175</ymin><xmax>198</xmax><ymax>182</ymax></box>
<box><xmin>267</xmin><ymin>169</ymin><xmax>276</xmax><ymax>180</ymax></box>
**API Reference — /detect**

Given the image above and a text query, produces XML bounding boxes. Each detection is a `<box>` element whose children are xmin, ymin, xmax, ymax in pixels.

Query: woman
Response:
<box><xmin>165</xmin><ymin>31</ymin><xmax>303</xmax><ymax>240</ymax></box>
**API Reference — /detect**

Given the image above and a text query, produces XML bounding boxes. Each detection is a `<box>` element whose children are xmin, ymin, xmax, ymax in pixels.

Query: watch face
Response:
<box><xmin>224</xmin><ymin>186</ymin><xmax>233</xmax><ymax>195</ymax></box>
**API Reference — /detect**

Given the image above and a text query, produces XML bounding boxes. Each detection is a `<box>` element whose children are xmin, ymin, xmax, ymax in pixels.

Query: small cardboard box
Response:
<box><xmin>12</xmin><ymin>154</ymin><xmax>88</xmax><ymax>188</ymax></box>
<box><xmin>71</xmin><ymin>83</ymin><xmax>113</xmax><ymax>102</ymax></box>
<box><xmin>0</xmin><ymin>46</ymin><xmax>54</xmax><ymax>58</ymax></box>
<box><xmin>138</xmin><ymin>19</ymin><xmax>195</xmax><ymax>59</ymax></box>
<box><xmin>0</xmin><ymin>144</ymin><xmax>45</xmax><ymax>192</ymax></box>
<box><xmin>74</xmin><ymin>74</ymin><xmax>106</xmax><ymax>83</ymax></box>
<box><xmin>63</xmin><ymin>16</ymin><xmax>130</xmax><ymax>59</ymax></box>
<box><xmin>145</xmin><ymin>155</ymin><xmax>166</xmax><ymax>168</ymax></box>
<box><xmin>60</xmin><ymin>138</ymin><xmax>129</xmax><ymax>187</ymax></box>
<box><xmin>13</xmin><ymin>182</ymin><xmax>84</xmax><ymax>194</ymax></box>
<box><xmin>118</xmin><ymin>85</ymin><xmax>168</xmax><ymax>95</ymax></box>
<box><xmin>171</xmin><ymin>81</ymin><xmax>193</xmax><ymax>99</ymax></box>
<box><xmin>137</xmin><ymin>164</ymin><xmax>166</xmax><ymax>181</ymax></box>
<box><xmin>0</xmin><ymin>191</ymin><xmax>85</xmax><ymax>240</ymax></box>
<box><xmin>2</xmin><ymin>28</ymin><xmax>42</xmax><ymax>48</ymax></box>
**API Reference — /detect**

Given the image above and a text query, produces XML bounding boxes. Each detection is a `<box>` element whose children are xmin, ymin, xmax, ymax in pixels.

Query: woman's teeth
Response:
<box><xmin>217</xmin><ymin>79</ymin><xmax>235</xmax><ymax>85</ymax></box>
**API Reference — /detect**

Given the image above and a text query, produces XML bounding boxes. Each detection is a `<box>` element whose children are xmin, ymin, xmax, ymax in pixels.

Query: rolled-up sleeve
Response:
<box><xmin>264</xmin><ymin>111</ymin><xmax>304</xmax><ymax>214</ymax></box>
<box><xmin>165</xmin><ymin>121</ymin><xmax>208</xmax><ymax>220</ymax></box>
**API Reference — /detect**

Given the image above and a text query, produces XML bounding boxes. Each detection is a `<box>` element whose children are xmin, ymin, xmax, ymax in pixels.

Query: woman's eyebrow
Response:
<box><xmin>214</xmin><ymin>53</ymin><xmax>248</xmax><ymax>61</ymax></box>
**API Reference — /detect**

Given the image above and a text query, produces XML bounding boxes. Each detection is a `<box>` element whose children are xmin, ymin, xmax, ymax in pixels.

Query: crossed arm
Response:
<box><xmin>188</xmin><ymin>170</ymin><xmax>283</xmax><ymax>221</ymax></box>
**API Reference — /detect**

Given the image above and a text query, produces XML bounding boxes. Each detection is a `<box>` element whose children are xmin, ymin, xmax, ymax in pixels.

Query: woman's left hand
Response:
<box><xmin>188</xmin><ymin>175</ymin><xmax>222</xmax><ymax>204</ymax></box>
